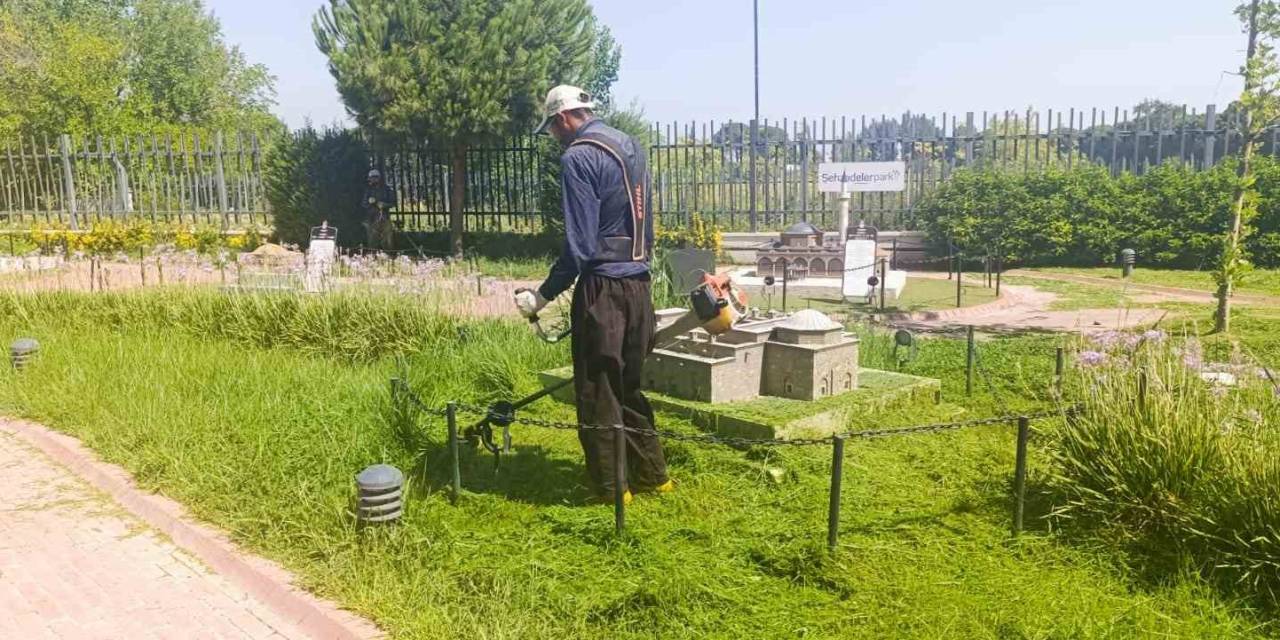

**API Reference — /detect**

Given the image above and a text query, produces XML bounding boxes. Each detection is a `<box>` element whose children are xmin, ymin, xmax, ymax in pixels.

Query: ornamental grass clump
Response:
<box><xmin>1052</xmin><ymin>329</ymin><xmax>1280</xmax><ymax>600</ymax></box>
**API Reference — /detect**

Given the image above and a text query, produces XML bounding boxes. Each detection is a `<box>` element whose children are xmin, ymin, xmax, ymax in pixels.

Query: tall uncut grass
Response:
<box><xmin>0</xmin><ymin>290</ymin><xmax>1272</xmax><ymax>637</ymax></box>
<box><xmin>1053</xmin><ymin>331</ymin><xmax>1280</xmax><ymax>601</ymax></box>
<box><xmin>0</xmin><ymin>289</ymin><xmax>470</xmax><ymax>362</ymax></box>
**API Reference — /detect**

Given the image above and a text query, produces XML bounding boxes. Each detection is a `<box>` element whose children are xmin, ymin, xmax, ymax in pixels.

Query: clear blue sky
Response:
<box><xmin>209</xmin><ymin>0</ymin><xmax>1245</xmax><ymax>131</ymax></box>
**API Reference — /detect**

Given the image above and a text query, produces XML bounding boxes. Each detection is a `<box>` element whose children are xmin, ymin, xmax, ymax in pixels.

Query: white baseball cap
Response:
<box><xmin>534</xmin><ymin>85</ymin><xmax>595</xmax><ymax>134</ymax></box>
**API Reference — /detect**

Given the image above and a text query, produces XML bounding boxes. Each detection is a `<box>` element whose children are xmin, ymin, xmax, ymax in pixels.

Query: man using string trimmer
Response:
<box><xmin>513</xmin><ymin>85</ymin><xmax>670</xmax><ymax>505</ymax></box>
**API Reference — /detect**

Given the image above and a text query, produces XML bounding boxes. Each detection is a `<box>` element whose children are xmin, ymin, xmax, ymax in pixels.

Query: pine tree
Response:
<box><xmin>314</xmin><ymin>0</ymin><xmax>599</xmax><ymax>257</ymax></box>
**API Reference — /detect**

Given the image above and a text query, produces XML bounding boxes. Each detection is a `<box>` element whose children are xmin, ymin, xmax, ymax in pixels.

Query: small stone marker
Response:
<box><xmin>354</xmin><ymin>464</ymin><xmax>404</xmax><ymax>524</ymax></box>
<box><xmin>10</xmin><ymin>338</ymin><xmax>38</xmax><ymax>370</ymax></box>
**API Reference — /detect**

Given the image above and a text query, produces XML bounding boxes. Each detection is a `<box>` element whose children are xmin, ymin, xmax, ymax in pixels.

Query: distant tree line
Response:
<box><xmin>0</xmin><ymin>0</ymin><xmax>280</xmax><ymax>137</ymax></box>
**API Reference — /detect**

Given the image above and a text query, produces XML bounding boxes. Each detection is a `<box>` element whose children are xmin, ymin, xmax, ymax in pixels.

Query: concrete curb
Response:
<box><xmin>0</xmin><ymin>418</ymin><xmax>384</xmax><ymax>640</ymax></box>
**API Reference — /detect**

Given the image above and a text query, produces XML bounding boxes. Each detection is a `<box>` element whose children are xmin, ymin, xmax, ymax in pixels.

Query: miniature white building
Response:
<box><xmin>646</xmin><ymin>309</ymin><xmax>859</xmax><ymax>403</ymax></box>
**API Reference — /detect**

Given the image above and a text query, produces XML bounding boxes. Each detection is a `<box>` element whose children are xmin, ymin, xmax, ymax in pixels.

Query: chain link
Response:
<box><xmin>393</xmin><ymin>379</ymin><xmax>1076</xmax><ymax>449</ymax></box>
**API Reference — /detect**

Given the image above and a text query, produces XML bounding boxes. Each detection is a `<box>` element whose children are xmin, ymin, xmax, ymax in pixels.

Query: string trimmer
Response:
<box><xmin>464</xmin><ymin>272</ymin><xmax>749</xmax><ymax>465</ymax></box>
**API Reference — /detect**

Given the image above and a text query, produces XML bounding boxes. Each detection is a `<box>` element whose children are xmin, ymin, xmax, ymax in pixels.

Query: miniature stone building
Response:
<box><xmin>755</xmin><ymin>221</ymin><xmax>845</xmax><ymax>280</ymax></box>
<box><xmin>646</xmin><ymin>309</ymin><xmax>859</xmax><ymax>403</ymax></box>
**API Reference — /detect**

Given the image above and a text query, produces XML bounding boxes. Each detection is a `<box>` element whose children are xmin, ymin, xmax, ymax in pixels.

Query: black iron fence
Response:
<box><xmin>0</xmin><ymin>103</ymin><xmax>1263</xmax><ymax>232</ymax></box>
<box><xmin>0</xmin><ymin>132</ymin><xmax>268</xmax><ymax>228</ymax></box>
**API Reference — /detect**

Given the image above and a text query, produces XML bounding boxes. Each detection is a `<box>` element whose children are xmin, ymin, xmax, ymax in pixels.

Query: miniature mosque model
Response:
<box><xmin>645</xmin><ymin>309</ymin><xmax>859</xmax><ymax>404</ymax></box>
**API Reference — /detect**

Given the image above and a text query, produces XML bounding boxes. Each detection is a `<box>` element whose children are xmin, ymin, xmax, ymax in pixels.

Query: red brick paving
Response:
<box><xmin>0</xmin><ymin>422</ymin><xmax>382</xmax><ymax>639</ymax></box>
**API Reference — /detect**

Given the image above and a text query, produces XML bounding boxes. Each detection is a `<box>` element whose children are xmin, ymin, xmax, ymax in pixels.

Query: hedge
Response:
<box><xmin>915</xmin><ymin>158</ymin><xmax>1280</xmax><ymax>269</ymax></box>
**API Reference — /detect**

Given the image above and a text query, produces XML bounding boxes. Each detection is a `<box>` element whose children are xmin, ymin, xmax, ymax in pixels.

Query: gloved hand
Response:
<box><xmin>513</xmin><ymin>288</ymin><xmax>549</xmax><ymax>319</ymax></box>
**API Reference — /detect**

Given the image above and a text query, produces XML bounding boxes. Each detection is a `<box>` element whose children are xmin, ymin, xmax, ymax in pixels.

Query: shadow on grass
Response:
<box><xmin>411</xmin><ymin>440</ymin><xmax>594</xmax><ymax>506</ymax></box>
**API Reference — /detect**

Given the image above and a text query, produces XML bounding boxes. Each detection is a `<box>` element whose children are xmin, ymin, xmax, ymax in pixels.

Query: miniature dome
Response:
<box><xmin>780</xmin><ymin>309</ymin><xmax>840</xmax><ymax>331</ymax></box>
<box><xmin>781</xmin><ymin>221</ymin><xmax>822</xmax><ymax>236</ymax></box>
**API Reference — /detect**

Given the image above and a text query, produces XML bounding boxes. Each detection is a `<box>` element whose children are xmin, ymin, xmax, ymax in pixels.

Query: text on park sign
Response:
<box><xmin>817</xmin><ymin>162</ymin><xmax>906</xmax><ymax>193</ymax></box>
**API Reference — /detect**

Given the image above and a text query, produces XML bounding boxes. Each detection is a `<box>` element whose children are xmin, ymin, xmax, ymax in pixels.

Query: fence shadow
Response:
<box><xmin>411</xmin><ymin>440</ymin><xmax>593</xmax><ymax>507</ymax></box>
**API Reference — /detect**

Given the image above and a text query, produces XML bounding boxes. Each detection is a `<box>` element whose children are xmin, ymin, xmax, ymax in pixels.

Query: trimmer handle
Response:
<box><xmin>530</xmin><ymin>315</ymin><xmax>572</xmax><ymax>344</ymax></box>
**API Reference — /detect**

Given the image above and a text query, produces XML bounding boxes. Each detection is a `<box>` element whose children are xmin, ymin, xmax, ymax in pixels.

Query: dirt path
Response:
<box><xmin>890</xmin><ymin>282</ymin><xmax>1167</xmax><ymax>334</ymax></box>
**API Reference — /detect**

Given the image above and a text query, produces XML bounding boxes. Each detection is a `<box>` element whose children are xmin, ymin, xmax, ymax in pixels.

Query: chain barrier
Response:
<box><xmin>392</xmin><ymin>377</ymin><xmax>1080</xmax><ymax>542</ymax></box>
<box><xmin>394</xmin><ymin>380</ymin><xmax>1072</xmax><ymax>450</ymax></box>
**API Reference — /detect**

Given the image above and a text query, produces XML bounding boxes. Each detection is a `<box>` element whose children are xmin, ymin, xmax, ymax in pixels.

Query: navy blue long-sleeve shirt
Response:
<box><xmin>538</xmin><ymin>120</ymin><xmax>649</xmax><ymax>301</ymax></box>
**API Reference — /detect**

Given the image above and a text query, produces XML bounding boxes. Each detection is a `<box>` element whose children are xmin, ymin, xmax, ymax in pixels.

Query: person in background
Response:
<box><xmin>362</xmin><ymin>169</ymin><xmax>396</xmax><ymax>250</ymax></box>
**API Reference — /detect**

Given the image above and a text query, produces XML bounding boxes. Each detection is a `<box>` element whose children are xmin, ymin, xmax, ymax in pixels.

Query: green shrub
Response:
<box><xmin>1052</xmin><ymin>333</ymin><xmax>1280</xmax><ymax>600</ymax></box>
<box><xmin>264</xmin><ymin>126</ymin><xmax>370</xmax><ymax>248</ymax></box>
<box><xmin>917</xmin><ymin>158</ymin><xmax>1280</xmax><ymax>269</ymax></box>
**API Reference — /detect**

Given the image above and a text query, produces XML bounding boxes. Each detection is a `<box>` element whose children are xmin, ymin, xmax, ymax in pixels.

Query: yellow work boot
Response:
<box><xmin>595</xmin><ymin>490</ymin><xmax>633</xmax><ymax>506</ymax></box>
<box><xmin>636</xmin><ymin>480</ymin><xmax>675</xmax><ymax>495</ymax></box>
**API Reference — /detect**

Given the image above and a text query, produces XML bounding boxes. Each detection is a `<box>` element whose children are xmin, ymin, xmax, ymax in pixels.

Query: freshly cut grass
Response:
<box><xmin>0</xmin><ymin>290</ymin><xmax>1270</xmax><ymax>638</ymax></box>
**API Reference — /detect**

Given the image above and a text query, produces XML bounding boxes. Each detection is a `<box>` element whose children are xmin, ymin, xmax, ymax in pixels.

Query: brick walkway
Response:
<box><xmin>0</xmin><ymin>428</ymin><xmax>322</xmax><ymax>639</ymax></box>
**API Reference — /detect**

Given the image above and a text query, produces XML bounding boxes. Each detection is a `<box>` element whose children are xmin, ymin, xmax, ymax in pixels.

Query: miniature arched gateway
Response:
<box><xmin>754</xmin><ymin>221</ymin><xmax>845</xmax><ymax>281</ymax></box>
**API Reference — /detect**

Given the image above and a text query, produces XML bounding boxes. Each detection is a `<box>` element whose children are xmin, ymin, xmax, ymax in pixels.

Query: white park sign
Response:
<box><xmin>817</xmin><ymin>161</ymin><xmax>906</xmax><ymax>193</ymax></box>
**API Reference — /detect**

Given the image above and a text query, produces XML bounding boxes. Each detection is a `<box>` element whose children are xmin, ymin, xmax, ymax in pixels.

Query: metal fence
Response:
<box><xmin>648</xmin><ymin>104</ymin><xmax>1250</xmax><ymax>232</ymax></box>
<box><xmin>0</xmin><ymin>103</ymin><xmax>1262</xmax><ymax>232</ymax></box>
<box><xmin>374</xmin><ymin>136</ymin><xmax>545</xmax><ymax>234</ymax></box>
<box><xmin>385</xmin><ymin>103</ymin><xmax>1255</xmax><ymax>233</ymax></box>
<box><xmin>0</xmin><ymin>131</ymin><xmax>268</xmax><ymax>228</ymax></box>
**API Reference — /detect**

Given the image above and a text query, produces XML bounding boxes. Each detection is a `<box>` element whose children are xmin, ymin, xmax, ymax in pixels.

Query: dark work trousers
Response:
<box><xmin>571</xmin><ymin>273</ymin><xmax>668</xmax><ymax>495</ymax></box>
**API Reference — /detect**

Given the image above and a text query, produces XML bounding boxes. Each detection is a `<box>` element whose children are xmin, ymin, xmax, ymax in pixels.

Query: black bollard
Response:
<box><xmin>447</xmin><ymin>402</ymin><xmax>461</xmax><ymax>505</ymax></box>
<box><xmin>827</xmin><ymin>435</ymin><xmax>846</xmax><ymax>552</ymax></box>
<box><xmin>966</xmin><ymin>326</ymin><xmax>976</xmax><ymax>396</ymax></box>
<box><xmin>614</xmin><ymin>424</ymin><xmax>627</xmax><ymax>533</ymax></box>
<box><xmin>1013</xmin><ymin>417</ymin><xmax>1029</xmax><ymax>535</ymax></box>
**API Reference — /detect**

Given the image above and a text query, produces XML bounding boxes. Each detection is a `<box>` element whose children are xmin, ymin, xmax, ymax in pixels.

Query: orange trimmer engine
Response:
<box><xmin>688</xmin><ymin>273</ymin><xmax>749</xmax><ymax>335</ymax></box>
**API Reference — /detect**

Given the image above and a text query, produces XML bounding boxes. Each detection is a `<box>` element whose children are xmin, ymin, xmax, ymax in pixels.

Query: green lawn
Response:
<box><xmin>1030</xmin><ymin>267</ymin><xmax>1280</xmax><ymax>298</ymax></box>
<box><xmin>0</xmin><ymin>290</ymin><xmax>1271</xmax><ymax>638</ymax></box>
<box><xmin>999</xmin><ymin>269</ymin><xmax>1280</xmax><ymax>365</ymax></box>
<box><xmin>464</xmin><ymin>256</ymin><xmax>550</xmax><ymax>281</ymax></box>
<box><xmin>1001</xmin><ymin>274</ymin><xmax>1136</xmax><ymax>310</ymax></box>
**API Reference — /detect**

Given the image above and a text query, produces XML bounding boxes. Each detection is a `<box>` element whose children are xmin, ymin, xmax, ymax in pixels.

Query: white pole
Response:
<box><xmin>838</xmin><ymin>191</ymin><xmax>851</xmax><ymax>245</ymax></box>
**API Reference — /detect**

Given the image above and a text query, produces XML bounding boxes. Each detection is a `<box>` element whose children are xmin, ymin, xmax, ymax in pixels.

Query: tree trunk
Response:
<box><xmin>449</xmin><ymin>146</ymin><xmax>467</xmax><ymax>259</ymax></box>
<box><xmin>1215</xmin><ymin>0</ymin><xmax>1262</xmax><ymax>333</ymax></box>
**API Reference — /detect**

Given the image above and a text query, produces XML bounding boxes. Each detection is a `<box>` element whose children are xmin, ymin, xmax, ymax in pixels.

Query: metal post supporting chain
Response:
<box><xmin>1137</xmin><ymin>370</ymin><xmax>1148</xmax><ymax>412</ymax></box>
<box><xmin>995</xmin><ymin>254</ymin><xmax>1002</xmax><ymax>297</ymax></box>
<box><xmin>447</xmin><ymin>402</ymin><xmax>461</xmax><ymax>505</ymax></box>
<box><xmin>1013</xmin><ymin>417</ymin><xmax>1029</xmax><ymax>535</ymax></box>
<box><xmin>1054</xmin><ymin>347</ymin><xmax>1065</xmax><ymax>393</ymax></box>
<box><xmin>614</xmin><ymin>423</ymin><xmax>627</xmax><ymax>534</ymax></box>
<box><xmin>966</xmin><ymin>325</ymin><xmax>976</xmax><ymax>396</ymax></box>
<box><xmin>827</xmin><ymin>434</ymin><xmax>846</xmax><ymax>552</ymax></box>
<box><xmin>878</xmin><ymin>258</ymin><xmax>887</xmax><ymax>311</ymax></box>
